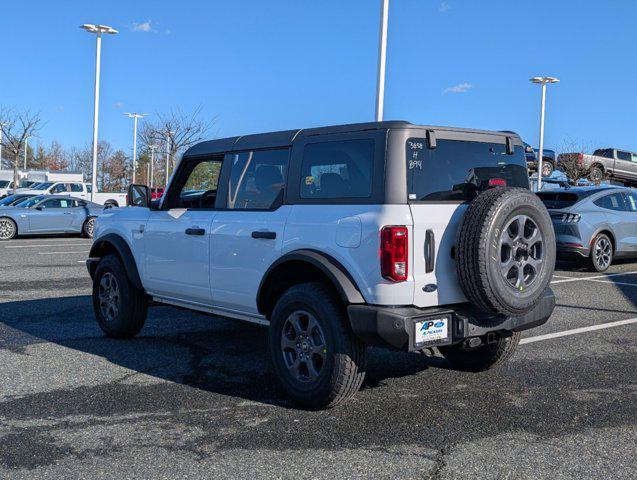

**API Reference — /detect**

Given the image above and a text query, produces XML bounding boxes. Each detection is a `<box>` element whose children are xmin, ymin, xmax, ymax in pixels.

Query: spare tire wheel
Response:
<box><xmin>456</xmin><ymin>187</ymin><xmax>555</xmax><ymax>317</ymax></box>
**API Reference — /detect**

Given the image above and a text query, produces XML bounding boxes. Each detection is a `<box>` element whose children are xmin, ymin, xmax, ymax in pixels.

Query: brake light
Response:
<box><xmin>381</xmin><ymin>226</ymin><xmax>408</xmax><ymax>282</ymax></box>
<box><xmin>577</xmin><ymin>153</ymin><xmax>584</xmax><ymax>167</ymax></box>
<box><xmin>488</xmin><ymin>178</ymin><xmax>507</xmax><ymax>187</ymax></box>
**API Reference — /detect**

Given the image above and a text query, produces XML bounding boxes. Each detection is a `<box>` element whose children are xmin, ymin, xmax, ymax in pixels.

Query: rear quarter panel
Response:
<box><xmin>283</xmin><ymin>204</ymin><xmax>415</xmax><ymax>305</ymax></box>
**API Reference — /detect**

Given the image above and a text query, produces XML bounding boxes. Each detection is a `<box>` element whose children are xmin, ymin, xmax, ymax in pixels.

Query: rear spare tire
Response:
<box><xmin>456</xmin><ymin>187</ymin><xmax>555</xmax><ymax>317</ymax></box>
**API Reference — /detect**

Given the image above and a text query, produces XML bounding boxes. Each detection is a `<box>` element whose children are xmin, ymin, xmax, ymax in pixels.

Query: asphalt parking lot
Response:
<box><xmin>1</xmin><ymin>237</ymin><xmax>636</xmax><ymax>479</ymax></box>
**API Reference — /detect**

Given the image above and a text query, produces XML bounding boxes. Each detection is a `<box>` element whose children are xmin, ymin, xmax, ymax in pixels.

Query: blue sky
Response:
<box><xmin>1</xmin><ymin>0</ymin><xmax>636</xmax><ymax>155</ymax></box>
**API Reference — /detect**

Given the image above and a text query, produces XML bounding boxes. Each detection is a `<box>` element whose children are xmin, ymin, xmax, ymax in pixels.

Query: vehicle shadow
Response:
<box><xmin>0</xmin><ymin>295</ymin><xmax>439</xmax><ymax>407</ymax></box>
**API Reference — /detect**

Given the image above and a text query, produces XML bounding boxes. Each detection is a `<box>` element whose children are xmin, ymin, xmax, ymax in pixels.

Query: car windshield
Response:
<box><xmin>0</xmin><ymin>180</ymin><xmax>10</xmax><ymax>188</ymax></box>
<box><xmin>31</xmin><ymin>182</ymin><xmax>53</xmax><ymax>190</ymax></box>
<box><xmin>18</xmin><ymin>196</ymin><xmax>45</xmax><ymax>208</ymax></box>
<box><xmin>0</xmin><ymin>195</ymin><xmax>20</xmax><ymax>206</ymax></box>
<box><xmin>406</xmin><ymin>139</ymin><xmax>529</xmax><ymax>202</ymax></box>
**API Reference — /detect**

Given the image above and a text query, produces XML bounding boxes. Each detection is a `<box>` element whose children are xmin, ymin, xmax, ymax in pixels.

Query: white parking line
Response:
<box><xmin>38</xmin><ymin>251</ymin><xmax>90</xmax><ymax>255</ymax></box>
<box><xmin>587</xmin><ymin>279</ymin><xmax>637</xmax><ymax>288</ymax></box>
<box><xmin>521</xmin><ymin>318</ymin><xmax>637</xmax><ymax>344</ymax></box>
<box><xmin>4</xmin><ymin>243</ymin><xmax>90</xmax><ymax>249</ymax></box>
<box><xmin>551</xmin><ymin>271</ymin><xmax>637</xmax><ymax>284</ymax></box>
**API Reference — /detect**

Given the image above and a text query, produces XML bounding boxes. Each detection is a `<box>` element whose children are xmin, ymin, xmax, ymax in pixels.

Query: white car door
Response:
<box><xmin>143</xmin><ymin>157</ymin><xmax>223</xmax><ymax>306</ymax></box>
<box><xmin>211</xmin><ymin>148</ymin><xmax>291</xmax><ymax>315</ymax></box>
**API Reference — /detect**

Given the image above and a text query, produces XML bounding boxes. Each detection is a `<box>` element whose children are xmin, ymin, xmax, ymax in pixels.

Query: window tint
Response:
<box><xmin>593</xmin><ymin>149</ymin><xmax>614</xmax><ymax>158</ymax></box>
<box><xmin>536</xmin><ymin>192</ymin><xmax>581</xmax><ymax>209</ymax></box>
<box><xmin>406</xmin><ymin>139</ymin><xmax>529</xmax><ymax>202</ymax></box>
<box><xmin>50</xmin><ymin>183</ymin><xmax>68</xmax><ymax>194</ymax></box>
<box><xmin>41</xmin><ymin>198</ymin><xmax>72</xmax><ymax>209</ymax></box>
<box><xmin>70</xmin><ymin>183</ymin><xmax>83</xmax><ymax>192</ymax></box>
<box><xmin>625</xmin><ymin>193</ymin><xmax>637</xmax><ymax>211</ymax></box>
<box><xmin>72</xmin><ymin>200</ymin><xmax>87</xmax><ymax>207</ymax></box>
<box><xmin>300</xmin><ymin>139</ymin><xmax>374</xmax><ymax>199</ymax></box>
<box><xmin>594</xmin><ymin>193</ymin><xmax>626</xmax><ymax>211</ymax></box>
<box><xmin>225</xmin><ymin>149</ymin><xmax>289</xmax><ymax>209</ymax></box>
<box><xmin>86</xmin><ymin>184</ymin><xmax>93</xmax><ymax>193</ymax></box>
<box><xmin>617</xmin><ymin>151</ymin><xmax>631</xmax><ymax>161</ymax></box>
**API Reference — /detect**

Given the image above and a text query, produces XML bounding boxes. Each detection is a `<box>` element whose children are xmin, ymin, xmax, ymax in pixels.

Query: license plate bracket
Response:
<box><xmin>414</xmin><ymin>315</ymin><xmax>452</xmax><ymax>348</ymax></box>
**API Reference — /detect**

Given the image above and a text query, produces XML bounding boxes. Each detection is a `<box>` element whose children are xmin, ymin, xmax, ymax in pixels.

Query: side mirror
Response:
<box><xmin>127</xmin><ymin>184</ymin><xmax>150</xmax><ymax>208</ymax></box>
<box><xmin>35</xmin><ymin>206</ymin><xmax>43</xmax><ymax>211</ymax></box>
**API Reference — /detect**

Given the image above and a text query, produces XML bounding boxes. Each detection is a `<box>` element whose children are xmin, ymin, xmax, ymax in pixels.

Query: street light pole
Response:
<box><xmin>0</xmin><ymin>122</ymin><xmax>6</xmax><ymax>170</ymax></box>
<box><xmin>149</xmin><ymin>144</ymin><xmax>156</xmax><ymax>190</ymax></box>
<box><xmin>164</xmin><ymin>131</ymin><xmax>173</xmax><ymax>187</ymax></box>
<box><xmin>81</xmin><ymin>24</ymin><xmax>118</xmax><ymax>200</ymax></box>
<box><xmin>530</xmin><ymin>76</ymin><xmax>559</xmax><ymax>190</ymax></box>
<box><xmin>124</xmin><ymin>113</ymin><xmax>147</xmax><ymax>184</ymax></box>
<box><xmin>375</xmin><ymin>0</ymin><xmax>390</xmax><ymax>122</ymax></box>
<box><xmin>23</xmin><ymin>136</ymin><xmax>31</xmax><ymax>170</ymax></box>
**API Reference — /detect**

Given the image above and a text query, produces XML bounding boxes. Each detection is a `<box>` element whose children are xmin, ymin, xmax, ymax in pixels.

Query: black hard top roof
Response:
<box><xmin>184</xmin><ymin>120</ymin><xmax>522</xmax><ymax>157</ymax></box>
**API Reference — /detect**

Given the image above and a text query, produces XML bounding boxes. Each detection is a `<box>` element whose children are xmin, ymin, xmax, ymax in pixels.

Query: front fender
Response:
<box><xmin>88</xmin><ymin>233</ymin><xmax>143</xmax><ymax>290</ymax></box>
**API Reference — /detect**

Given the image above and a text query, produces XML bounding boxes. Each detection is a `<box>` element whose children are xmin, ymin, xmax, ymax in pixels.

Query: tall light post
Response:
<box><xmin>124</xmin><ymin>113</ymin><xmax>147</xmax><ymax>184</ymax></box>
<box><xmin>81</xmin><ymin>23</ymin><xmax>118</xmax><ymax>200</ymax></box>
<box><xmin>530</xmin><ymin>76</ymin><xmax>559</xmax><ymax>190</ymax></box>
<box><xmin>149</xmin><ymin>144</ymin><xmax>157</xmax><ymax>190</ymax></box>
<box><xmin>164</xmin><ymin>130</ymin><xmax>173</xmax><ymax>187</ymax></box>
<box><xmin>0</xmin><ymin>122</ymin><xmax>7</xmax><ymax>170</ymax></box>
<box><xmin>375</xmin><ymin>0</ymin><xmax>390</xmax><ymax>122</ymax></box>
<box><xmin>23</xmin><ymin>135</ymin><xmax>31</xmax><ymax>170</ymax></box>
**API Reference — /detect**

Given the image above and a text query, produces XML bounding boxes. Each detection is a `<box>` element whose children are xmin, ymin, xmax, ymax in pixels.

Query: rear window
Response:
<box><xmin>536</xmin><ymin>192</ymin><xmax>580</xmax><ymax>209</ymax></box>
<box><xmin>406</xmin><ymin>139</ymin><xmax>529</xmax><ymax>202</ymax></box>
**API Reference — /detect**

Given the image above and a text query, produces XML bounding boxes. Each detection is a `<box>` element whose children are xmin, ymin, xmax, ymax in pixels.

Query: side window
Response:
<box><xmin>594</xmin><ymin>193</ymin><xmax>626</xmax><ymax>211</ymax></box>
<box><xmin>625</xmin><ymin>193</ymin><xmax>637</xmax><ymax>211</ymax></box>
<box><xmin>73</xmin><ymin>200</ymin><xmax>87</xmax><ymax>207</ymax></box>
<box><xmin>225</xmin><ymin>148</ymin><xmax>289</xmax><ymax>210</ymax></box>
<box><xmin>300</xmin><ymin>139</ymin><xmax>374</xmax><ymax>199</ymax></box>
<box><xmin>631</xmin><ymin>154</ymin><xmax>637</xmax><ymax>164</ymax></box>
<box><xmin>86</xmin><ymin>184</ymin><xmax>93</xmax><ymax>193</ymax></box>
<box><xmin>41</xmin><ymin>199</ymin><xmax>63</xmax><ymax>209</ymax></box>
<box><xmin>50</xmin><ymin>183</ymin><xmax>66</xmax><ymax>194</ymax></box>
<box><xmin>617</xmin><ymin>151</ymin><xmax>631</xmax><ymax>161</ymax></box>
<box><xmin>70</xmin><ymin>183</ymin><xmax>83</xmax><ymax>192</ymax></box>
<box><xmin>174</xmin><ymin>158</ymin><xmax>223</xmax><ymax>209</ymax></box>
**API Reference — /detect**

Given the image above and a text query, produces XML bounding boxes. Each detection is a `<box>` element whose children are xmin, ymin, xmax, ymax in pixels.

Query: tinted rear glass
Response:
<box><xmin>406</xmin><ymin>139</ymin><xmax>529</xmax><ymax>202</ymax></box>
<box><xmin>536</xmin><ymin>192</ymin><xmax>580</xmax><ymax>209</ymax></box>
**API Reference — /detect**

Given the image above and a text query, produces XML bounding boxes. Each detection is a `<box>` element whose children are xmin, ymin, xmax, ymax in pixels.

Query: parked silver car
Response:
<box><xmin>0</xmin><ymin>195</ymin><xmax>104</xmax><ymax>240</ymax></box>
<box><xmin>537</xmin><ymin>186</ymin><xmax>637</xmax><ymax>271</ymax></box>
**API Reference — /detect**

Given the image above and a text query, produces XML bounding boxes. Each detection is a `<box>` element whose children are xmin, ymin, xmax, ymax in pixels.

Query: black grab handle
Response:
<box><xmin>425</xmin><ymin>229</ymin><xmax>435</xmax><ymax>273</ymax></box>
<box><xmin>185</xmin><ymin>228</ymin><xmax>205</xmax><ymax>236</ymax></box>
<box><xmin>251</xmin><ymin>231</ymin><xmax>276</xmax><ymax>240</ymax></box>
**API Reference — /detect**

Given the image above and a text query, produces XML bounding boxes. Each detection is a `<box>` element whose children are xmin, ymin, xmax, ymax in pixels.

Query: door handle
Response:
<box><xmin>185</xmin><ymin>228</ymin><xmax>205</xmax><ymax>236</ymax></box>
<box><xmin>63</xmin><ymin>212</ymin><xmax>72</xmax><ymax>215</ymax></box>
<box><xmin>251</xmin><ymin>231</ymin><xmax>276</xmax><ymax>240</ymax></box>
<box><xmin>425</xmin><ymin>229</ymin><xmax>435</xmax><ymax>273</ymax></box>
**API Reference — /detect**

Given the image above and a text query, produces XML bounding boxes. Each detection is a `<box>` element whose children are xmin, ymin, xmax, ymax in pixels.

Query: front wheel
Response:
<box><xmin>589</xmin><ymin>233</ymin><xmax>613</xmax><ymax>272</ymax></box>
<box><xmin>0</xmin><ymin>217</ymin><xmax>17</xmax><ymax>240</ymax></box>
<box><xmin>439</xmin><ymin>332</ymin><xmax>521</xmax><ymax>372</ymax></box>
<box><xmin>268</xmin><ymin>283</ymin><xmax>366</xmax><ymax>409</ymax></box>
<box><xmin>92</xmin><ymin>254</ymin><xmax>148</xmax><ymax>338</ymax></box>
<box><xmin>589</xmin><ymin>166</ymin><xmax>603</xmax><ymax>184</ymax></box>
<box><xmin>540</xmin><ymin>160</ymin><xmax>554</xmax><ymax>177</ymax></box>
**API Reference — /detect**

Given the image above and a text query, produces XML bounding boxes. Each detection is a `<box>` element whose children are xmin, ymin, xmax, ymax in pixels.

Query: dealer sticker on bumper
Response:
<box><xmin>415</xmin><ymin>317</ymin><xmax>449</xmax><ymax>345</ymax></box>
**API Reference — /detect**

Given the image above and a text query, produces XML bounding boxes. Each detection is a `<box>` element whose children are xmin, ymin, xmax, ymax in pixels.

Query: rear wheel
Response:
<box><xmin>0</xmin><ymin>217</ymin><xmax>17</xmax><ymax>240</ymax></box>
<box><xmin>82</xmin><ymin>216</ymin><xmax>96</xmax><ymax>238</ymax></box>
<box><xmin>589</xmin><ymin>233</ymin><xmax>613</xmax><ymax>272</ymax></box>
<box><xmin>92</xmin><ymin>254</ymin><xmax>148</xmax><ymax>338</ymax></box>
<box><xmin>589</xmin><ymin>166</ymin><xmax>603</xmax><ymax>183</ymax></box>
<box><xmin>540</xmin><ymin>160</ymin><xmax>554</xmax><ymax>177</ymax></box>
<box><xmin>268</xmin><ymin>282</ymin><xmax>366</xmax><ymax>409</ymax></box>
<box><xmin>439</xmin><ymin>332</ymin><xmax>521</xmax><ymax>372</ymax></box>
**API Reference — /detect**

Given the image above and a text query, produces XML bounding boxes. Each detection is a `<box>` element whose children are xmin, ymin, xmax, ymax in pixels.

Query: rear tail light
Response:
<box><xmin>561</xmin><ymin>213</ymin><xmax>581</xmax><ymax>223</ymax></box>
<box><xmin>488</xmin><ymin>178</ymin><xmax>507</xmax><ymax>187</ymax></box>
<box><xmin>381</xmin><ymin>226</ymin><xmax>408</xmax><ymax>282</ymax></box>
<box><xmin>577</xmin><ymin>153</ymin><xmax>584</xmax><ymax>167</ymax></box>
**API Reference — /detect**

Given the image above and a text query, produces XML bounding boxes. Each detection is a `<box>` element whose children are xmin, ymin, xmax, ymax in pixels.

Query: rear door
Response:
<box><xmin>406</xmin><ymin>134</ymin><xmax>530</xmax><ymax>308</ymax></box>
<box><xmin>210</xmin><ymin>148</ymin><xmax>291</xmax><ymax>315</ymax></box>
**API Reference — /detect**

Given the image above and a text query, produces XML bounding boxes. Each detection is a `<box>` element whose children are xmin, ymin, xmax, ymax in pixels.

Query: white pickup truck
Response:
<box><xmin>17</xmin><ymin>181</ymin><xmax>126</xmax><ymax>206</ymax></box>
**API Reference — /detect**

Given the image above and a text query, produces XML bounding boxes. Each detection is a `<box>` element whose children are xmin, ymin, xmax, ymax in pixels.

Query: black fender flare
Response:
<box><xmin>87</xmin><ymin>233</ymin><xmax>143</xmax><ymax>290</ymax></box>
<box><xmin>257</xmin><ymin>249</ymin><xmax>365</xmax><ymax>314</ymax></box>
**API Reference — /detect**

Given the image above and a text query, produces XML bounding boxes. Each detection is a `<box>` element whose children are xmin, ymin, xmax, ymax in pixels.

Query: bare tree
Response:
<box><xmin>140</xmin><ymin>106</ymin><xmax>216</xmax><ymax>182</ymax></box>
<box><xmin>557</xmin><ymin>138</ymin><xmax>603</xmax><ymax>185</ymax></box>
<box><xmin>0</xmin><ymin>107</ymin><xmax>42</xmax><ymax>193</ymax></box>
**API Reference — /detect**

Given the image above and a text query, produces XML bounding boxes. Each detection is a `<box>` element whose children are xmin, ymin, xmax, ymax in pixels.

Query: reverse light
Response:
<box><xmin>381</xmin><ymin>226</ymin><xmax>408</xmax><ymax>282</ymax></box>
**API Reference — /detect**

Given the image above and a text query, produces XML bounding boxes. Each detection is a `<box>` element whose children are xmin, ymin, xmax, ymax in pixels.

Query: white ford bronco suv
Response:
<box><xmin>87</xmin><ymin>121</ymin><xmax>556</xmax><ymax>408</ymax></box>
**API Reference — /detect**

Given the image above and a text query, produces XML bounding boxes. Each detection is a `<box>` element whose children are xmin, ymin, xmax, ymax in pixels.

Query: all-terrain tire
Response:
<box><xmin>92</xmin><ymin>254</ymin><xmax>148</xmax><ymax>338</ymax></box>
<box><xmin>439</xmin><ymin>332</ymin><xmax>521</xmax><ymax>372</ymax></box>
<box><xmin>456</xmin><ymin>187</ymin><xmax>556</xmax><ymax>317</ymax></box>
<box><xmin>268</xmin><ymin>282</ymin><xmax>366</xmax><ymax>409</ymax></box>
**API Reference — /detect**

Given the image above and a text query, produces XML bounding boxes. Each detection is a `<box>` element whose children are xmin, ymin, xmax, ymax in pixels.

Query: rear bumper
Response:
<box><xmin>347</xmin><ymin>288</ymin><xmax>555</xmax><ymax>352</ymax></box>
